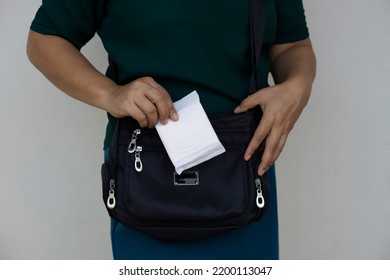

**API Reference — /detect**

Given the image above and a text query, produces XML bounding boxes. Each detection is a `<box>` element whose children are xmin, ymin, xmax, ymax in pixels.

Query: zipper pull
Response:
<box><xmin>106</xmin><ymin>179</ymin><xmax>116</xmax><ymax>209</ymax></box>
<box><xmin>134</xmin><ymin>146</ymin><xmax>143</xmax><ymax>172</ymax></box>
<box><xmin>128</xmin><ymin>129</ymin><xmax>141</xmax><ymax>153</ymax></box>
<box><xmin>255</xmin><ymin>178</ymin><xmax>265</xmax><ymax>209</ymax></box>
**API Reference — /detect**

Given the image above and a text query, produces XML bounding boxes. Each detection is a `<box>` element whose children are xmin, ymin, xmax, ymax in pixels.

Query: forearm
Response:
<box><xmin>26</xmin><ymin>31</ymin><xmax>117</xmax><ymax>111</ymax></box>
<box><xmin>27</xmin><ymin>31</ymin><xmax>178</xmax><ymax>126</ymax></box>
<box><xmin>269</xmin><ymin>39</ymin><xmax>316</xmax><ymax>103</ymax></box>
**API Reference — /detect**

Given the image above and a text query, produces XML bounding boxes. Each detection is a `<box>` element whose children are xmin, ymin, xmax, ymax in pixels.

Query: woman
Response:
<box><xmin>27</xmin><ymin>0</ymin><xmax>316</xmax><ymax>259</ymax></box>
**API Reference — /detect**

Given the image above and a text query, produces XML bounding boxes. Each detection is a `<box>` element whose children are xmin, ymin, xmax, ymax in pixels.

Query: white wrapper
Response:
<box><xmin>155</xmin><ymin>91</ymin><xmax>225</xmax><ymax>174</ymax></box>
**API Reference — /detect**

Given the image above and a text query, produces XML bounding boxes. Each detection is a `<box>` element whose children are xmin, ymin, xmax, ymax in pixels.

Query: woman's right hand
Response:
<box><xmin>105</xmin><ymin>77</ymin><xmax>179</xmax><ymax>128</ymax></box>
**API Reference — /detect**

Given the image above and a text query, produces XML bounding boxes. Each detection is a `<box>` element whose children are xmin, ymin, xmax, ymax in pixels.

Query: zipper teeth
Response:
<box><xmin>131</xmin><ymin>144</ymin><xmax>243</xmax><ymax>152</ymax></box>
<box><xmin>214</xmin><ymin>129</ymin><xmax>252</xmax><ymax>133</ymax></box>
<box><xmin>123</xmin><ymin>129</ymin><xmax>251</xmax><ymax>148</ymax></box>
<box><xmin>123</xmin><ymin>128</ymin><xmax>251</xmax><ymax>134</ymax></box>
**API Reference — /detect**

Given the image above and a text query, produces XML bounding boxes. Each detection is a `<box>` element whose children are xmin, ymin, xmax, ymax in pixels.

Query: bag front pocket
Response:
<box><xmin>125</xmin><ymin>144</ymin><xmax>251</xmax><ymax>221</ymax></box>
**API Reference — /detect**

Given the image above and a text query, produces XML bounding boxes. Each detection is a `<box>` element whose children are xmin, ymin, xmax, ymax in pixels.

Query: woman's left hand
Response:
<box><xmin>234</xmin><ymin>78</ymin><xmax>311</xmax><ymax>176</ymax></box>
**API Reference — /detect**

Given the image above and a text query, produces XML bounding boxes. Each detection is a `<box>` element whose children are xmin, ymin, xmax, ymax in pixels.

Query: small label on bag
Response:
<box><xmin>173</xmin><ymin>171</ymin><xmax>199</xmax><ymax>186</ymax></box>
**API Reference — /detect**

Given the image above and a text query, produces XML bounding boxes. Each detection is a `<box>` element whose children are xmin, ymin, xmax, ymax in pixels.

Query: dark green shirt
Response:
<box><xmin>31</xmin><ymin>0</ymin><xmax>309</xmax><ymax>148</ymax></box>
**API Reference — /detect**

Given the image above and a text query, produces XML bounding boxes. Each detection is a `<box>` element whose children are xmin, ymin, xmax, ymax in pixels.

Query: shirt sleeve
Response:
<box><xmin>30</xmin><ymin>0</ymin><xmax>107</xmax><ymax>50</ymax></box>
<box><xmin>274</xmin><ymin>0</ymin><xmax>309</xmax><ymax>44</ymax></box>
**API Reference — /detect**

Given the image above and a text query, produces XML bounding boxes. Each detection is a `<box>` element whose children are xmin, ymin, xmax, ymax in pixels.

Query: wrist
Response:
<box><xmin>283</xmin><ymin>75</ymin><xmax>313</xmax><ymax>92</ymax></box>
<box><xmin>94</xmin><ymin>80</ymin><xmax>120</xmax><ymax>112</ymax></box>
<box><xmin>278</xmin><ymin>76</ymin><xmax>313</xmax><ymax>107</ymax></box>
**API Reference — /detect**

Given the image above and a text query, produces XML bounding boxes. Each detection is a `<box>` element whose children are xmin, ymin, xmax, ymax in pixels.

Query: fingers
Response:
<box><xmin>128</xmin><ymin>104</ymin><xmax>149</xmax><ymax>128</ymax></box>
<box><xmin>142</xmin><ymin>77</ymin><xmax>178</xmax><ymax>124</ymax></box>
<box><xmin>244</xmin><ymin>116</ymin><xmax>285</xmax><ymax>176</ymax></box>
<box><xmin>133</xmin><ymin>92</ymin><xmax>159</xmax><ymax>127</ymax></box>
<box><xmin>246</xmin><ymin>118</ymin><xmax>289</xmax><ymax>176</ymax></box>
<box><xmin>109</xmin><ymin>77</ymin><xmax>178</xmax><ymax>128</ymax></box>
<box><xmin>244</xmin><ymin>116</ymin><xmax>272</xmax><ymax>161</ymax></box>
<box><xmin>234</xmin><ymin>91</ymin><xmax>265</xmax><ymax>113</ymax></box>
<box><xmin>257</xmin><ymin>132</ymin><xmax>288</xmax><ymax>176</ymax></box>
<box><xmin>237</xmin><ymin>90</ymin><xmax>269</xmax><ymax>161</ymax></box>
<box><xmin>235</xmin><ymin>87</ymin><xmax>294</xmax><ymax>176</ymax></box>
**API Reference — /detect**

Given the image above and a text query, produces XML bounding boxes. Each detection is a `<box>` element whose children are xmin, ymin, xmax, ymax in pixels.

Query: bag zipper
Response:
<box><xmin>128</xmin><ymin>129</ymin><xmax>140</xmax><ymax>153</ymax></box>
<box><xmin>255</xmin><ymin>178</ymin><xmax>265</xmax><ymax>209</ymax></box>
<box><xmin>106</xmin><ymin>179</ymin><xmax>116</xmax><ymax>209</ymax></box>
<box><xmin>134</xmin><ymin>146</ymin><xmax>143</xmax><ymax>172</ymax></box>
<box><xmin>128</xmin><ymin>129</ymin><xmax>144</xmax><ymax>172</ymax></box>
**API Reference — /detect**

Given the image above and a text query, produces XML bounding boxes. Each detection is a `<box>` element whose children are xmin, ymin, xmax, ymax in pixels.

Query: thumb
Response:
<box><xmin>234</xmin><ymin>92</ymin><xmax>264</xmax><ymax>113</ymax></box>
<box><xmin>169</xmin><ymin>108</ymin><xmax>179</xmax><ymax>122</ymax></box>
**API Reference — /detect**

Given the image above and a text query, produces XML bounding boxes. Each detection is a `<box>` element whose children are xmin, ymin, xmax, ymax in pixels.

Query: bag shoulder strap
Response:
<box><xmin>249</xmin><ymin>0</ymin><xmax>267</xmax><ymax>94</ymax></box>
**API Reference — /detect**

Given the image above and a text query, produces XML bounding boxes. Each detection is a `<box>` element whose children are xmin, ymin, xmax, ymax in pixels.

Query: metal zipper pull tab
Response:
<box><xmin>128</xmin><ymin>129</ymin><xmax>141</xmax><ymax>153</ymax></box>
<box><xmin>106</xmin><ymin>179</ymin><xmax>116</xmax><ymax>209</ymax></box>
<box><xmin>255</xmin><ymin>178</ymin><xmax>265</xmax><ymax>209</ymax></box>
<box><xmin>134</xmin><ymin>146</ymin><xmax>143</xmax><ymax>172</ymax></box>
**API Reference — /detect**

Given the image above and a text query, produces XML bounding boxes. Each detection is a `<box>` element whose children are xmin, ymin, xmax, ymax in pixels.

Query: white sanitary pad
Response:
<box><xmin>155</xmin><ymin>91</ymin><xmax>225</xmax><ymax>174</ymax></box>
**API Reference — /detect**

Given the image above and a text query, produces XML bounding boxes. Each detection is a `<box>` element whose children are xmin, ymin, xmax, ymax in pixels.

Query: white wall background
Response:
<box><xmin>0</xmin><ymin>0</ymin><xmax>389</xmax><ymax>259</ymax></box>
